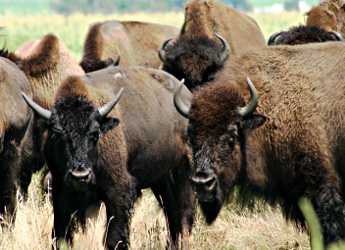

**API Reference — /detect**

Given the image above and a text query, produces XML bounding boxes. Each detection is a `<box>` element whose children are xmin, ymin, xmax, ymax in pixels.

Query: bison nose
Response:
<box><xmin>69</xmin><ymin>165</ymin><xmax>92</xmax><ymax>183</ymax></box>
<box><xmin>190</xmin><ymin>171</ymin><xmax>217</xmax><ymax>192</ymax></box>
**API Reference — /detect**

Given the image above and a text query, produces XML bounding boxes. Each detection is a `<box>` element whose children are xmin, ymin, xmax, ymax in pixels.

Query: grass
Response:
<box><xmin>0</xmin><ymin>11</ymin><xmax>330</xmax><ymax>250</ymax></box>
<box><xmin>0</xmin><ymin>175</ymin><xmax>310</xmax><ymax>250</ymax></box>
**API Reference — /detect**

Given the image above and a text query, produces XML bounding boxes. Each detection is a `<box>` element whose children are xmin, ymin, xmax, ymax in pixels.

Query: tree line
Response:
<box><xmin>51</xmin><ymin>0</ymin><xmax>302</xmax><ymax>14</ymax></box>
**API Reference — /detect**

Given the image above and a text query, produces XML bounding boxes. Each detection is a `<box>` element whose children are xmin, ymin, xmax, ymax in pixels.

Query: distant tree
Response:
<box><xmin>51</xmin><ymin>0</ymin><xmax>119</xmax><ymax>14</ymax></box>
<box><xmin>226</xmin><ymin>0</ymin><xmax>253</xmax><ymax>11</ymax></box>
<box><xmin>284</xmin><ymin>0</ymin><xmax>300</xmax><ymax>11</ymax></box>
<box><xmin>51</xmin><ymin>0</ymin><xmax>185</xmax><ymax>14</ymax></box>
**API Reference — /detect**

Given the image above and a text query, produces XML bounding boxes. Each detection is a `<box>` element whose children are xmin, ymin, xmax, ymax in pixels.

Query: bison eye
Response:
<box><xmin>51</xmin><ymin>126</ymin><xmax>63</xmax><ymax>134</ymax></box>
<box><xmin>228</xmin><ymin>136</ymin><xmax>235</xmax><ymax>148</ymax></box>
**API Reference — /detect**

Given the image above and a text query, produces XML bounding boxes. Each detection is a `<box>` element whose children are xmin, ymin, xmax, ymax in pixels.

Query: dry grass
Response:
<box><xmin>0</xmin><ymin>176</ymin><xmax>309</xmax><ymax>250</ymax></box>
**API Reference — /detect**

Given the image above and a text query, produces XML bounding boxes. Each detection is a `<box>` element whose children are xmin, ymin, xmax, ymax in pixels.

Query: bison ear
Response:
<box><xmin>243</xmin><ymin>113</ymin><xmax>267</xmax><ymax>130</ymax></box>
<box><xmin>100</xmin><ymin>117</ymin><xmax>120</xmax><ymax>134</ymax></box>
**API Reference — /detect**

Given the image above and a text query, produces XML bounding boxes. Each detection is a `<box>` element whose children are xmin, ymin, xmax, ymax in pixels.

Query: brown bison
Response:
<box><xmin>268</xmin><ymin>0</ymin><xmax>343</xmax><ymax>46</ymax></box>
<box><xmin>22</xmin><ymin>66</ymin><xmax>195</xmax><ymax>250</ymax></box>
<box><xmin>80</xmin><ymin>20</ymin><xmax>179</xmax><ymax>73</ymax></box>
<box><xmin>0</xmin><ymin>34</ymin><xmax>84</xmax><ymax>198</ymax></box>
<box><xmin>159</xmin><ymin>0</ymin><xmax>265</xmax><ymax>90</ymax></box>
<box><xmin>306</xmin><ymin>0</ymin><xmax>345</xmax><ymax>37</ymax></box>
<box><xmin>174</xmin><ymin>42</ymin><xmax>345</xmax><ymax>247</ymax></box>
<box><xmin>0</xmin><ymin>57</ymin><xmax>31</xmax><ymax>225</ymax></box>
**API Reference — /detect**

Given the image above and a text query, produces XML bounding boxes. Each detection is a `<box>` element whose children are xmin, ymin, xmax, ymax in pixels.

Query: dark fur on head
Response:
<box><xmin>0</xmin><ymin>48</ymin><xmax>21</xmax><ymax>64</ymax></box>
<box><xmin>162</xmin><ymin>36</ymin><xmax>227</xmax><ymax>90</ymax></box>
<box><xmin>268</xmin><ymin>25</ymin><xmax>342</xmax><ymax>45</ymax></box>
<box><xmin>0</xmin><ymin>34</ymin><xmax>60</xmax><ymax>76</ymax></box>
<box><xmin>54</xmin><ymin>76</ymin><xmax>89</xmax><ymax>101</ymax></box>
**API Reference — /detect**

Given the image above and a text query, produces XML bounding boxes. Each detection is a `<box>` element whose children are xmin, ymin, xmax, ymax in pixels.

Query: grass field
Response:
<box><xmin>0</xmin><ymin>11</ymin><xmax>334</xmax><ymax>250</ymax></box>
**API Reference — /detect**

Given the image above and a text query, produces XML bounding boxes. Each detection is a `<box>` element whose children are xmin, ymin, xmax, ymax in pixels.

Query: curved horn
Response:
<box><xmin>159</xmin><ymin>39</ymin><xmax>173</xmax><ymax>62</ymax></box>
<box><xmin>98</xmin><ymin>87</ymin><xmax>124</xmax><ymax>117</ymax></box>
<box><xmin>236</xmin><ymin>77</ymin><xmax>258</xmax><ymax>117</ymax></box>
<box><xmin>174</xmin><ymin>80</ymin><xmax>192</xmax><ymax>119</ymax></box>
<box><xmin>267</xmin><ymin>31</ymin><xmax>284</xmax><ymax>45</ymax></box>
<box><xmin>21</xmin><ymin>92</ymin><xmax>51</xmax><ymax>120</ymax></box>
<box><xmin>330</xmin><ymin>31</ymin><xmax>344</xmax><ymax>41</ymax></box>
<box><xmin>215</xmin><ymin>33</ymin><xmax>230</xmax><ymax>63</ymax></box>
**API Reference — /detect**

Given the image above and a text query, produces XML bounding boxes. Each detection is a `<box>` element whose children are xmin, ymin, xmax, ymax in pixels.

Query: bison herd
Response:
<box><xmin>2</xmin><ymin>0</ymin><xmax>345</xmax><ymax>249</ymax></box>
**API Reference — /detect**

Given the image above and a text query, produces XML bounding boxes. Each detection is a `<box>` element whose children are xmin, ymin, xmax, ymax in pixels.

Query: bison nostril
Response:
<box><xmin>70</xmin><ymin>168</ymin><xmax>91</xmax><ymax>180</ymax></box>
<box><xmin>191</xmin><ymin>174</ymin><xmax>217</xmax><ymax>190</ymax></box>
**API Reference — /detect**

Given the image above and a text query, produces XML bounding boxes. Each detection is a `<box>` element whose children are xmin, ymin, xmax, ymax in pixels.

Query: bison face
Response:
<box><xmin>174</xmin><ymin>78</ymin><xmax>266</xmax><ymax>223</ymax></box>
<box><xmin>21</xmin><ymin>88</ymin><xmax>123</xmax><ymax>190</ymax></box>
<box><xmin>189</xmin><ymin>122</ymin><xmax>243</xmax><ymax>223</ymax></box>
<box><xmin>44</xmin><ymin>96</ymin><xmax>120</xmax><ymax>189</ymax></box>
<box><xmin>159</xmin><ymin>34</ymin><xmax>229</xmax><ymax>91</ymax></box>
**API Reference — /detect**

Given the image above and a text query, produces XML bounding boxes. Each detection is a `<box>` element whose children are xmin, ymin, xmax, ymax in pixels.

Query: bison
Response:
<box><xmin>267</xmin><ymin>25</ymin><xmax>343</xmax><ymax>46</ymax></box>
<box><xmin>80</xmin><ymin>20</ymin><xmax>179</xmax><ymax>73</ymax></box>
<box><xmin>174</xmin><ymin>42</ymin><xmax>345</xmax><ymax>247</ymax></box>
<box><xmin>22</xmin><ymin>66</ymin><xmax>195</xmax><ymax>250</ymax></box>
<box><xmin>0</xmin><ymin>33</ymin><xmax>84</xmax><ymax>198</ymax></box>
<box><xmin>306</xmin><ymin>0</ymin><xmax>345</xmax><ymax>37</ymax></box>
<box><xmin>268</xmin><ymin>0</ymin><xmax>343</xmax><ymax>46</ymax></box>
<box><xmin>0</xmin><ymin>57</ymin><xmax>31</xmax><ymax>225</ymax></box>
<box><xmin>159</xmin><ymin>0</ymin><xmax>265</xmax><ymax>90</ymax></box>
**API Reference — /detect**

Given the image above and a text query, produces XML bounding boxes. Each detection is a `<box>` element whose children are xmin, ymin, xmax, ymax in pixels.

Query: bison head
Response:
<box><xmin>174</xmin><ymin>78</ymin><xmax>266</xmax><ymax>223</ymax></box>
<box><xmin>21</xmin><ymin>87</ymin><xmax>123</xmax><ymax>189</ymax></box>
<box><xmin>159</xmin><ymin>33</ymin><xmax>229</xmax><ymax>91</ymax></box>
<box><xmin>268</xmin><ymin>25</ymin><xmax>343</xmax><ymax>46</ymax></box>
<box><xmin>306</xmin><ymin>1</ymin><xmax>345</xmax><ymax>37</ymax></box>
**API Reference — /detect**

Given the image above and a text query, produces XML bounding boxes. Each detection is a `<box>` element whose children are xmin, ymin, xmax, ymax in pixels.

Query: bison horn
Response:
<box><xmin>98</xmin><ymin>87</ymin><xmax>124</xmax><ymax>117</ymax></box>
<box><xmin>215</xmin><ymin>33</ymin><xmax>230</xmax><ymax>63</ymax></box>
<box><xmin>174</xmin><ymin>79</ymin><xmax>192</xmax><ymax>119</ymax></box>
<box><xmin>22</xmin><ymin>92</ymin><xmax>52</xmax><ymax>120</ymax></box>
<box><xmin>330</xmin><ymin>31</ymin><xmax>344</xmax><ymax>41</ymax></box>
<box><xmin>159</xmin><ymin>39</ymin><xmax>173</xmax><ymax>62</ymax></box>
<box><xmin>236</xmin><ymin>77</ymin><xmax>258</xmax><ymax>117</ymax></box>
<box><xmin>267</xmin><ymin>32</ymin><xmax>284</xmax><ymax>45</ymax></box>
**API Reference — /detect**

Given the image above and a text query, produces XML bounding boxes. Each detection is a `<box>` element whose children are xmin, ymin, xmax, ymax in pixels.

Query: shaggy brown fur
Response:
<box><xmin>80</xmin><ymin>20</ymin><xmax>179</xmax><ymax>72</ymax></box>
<box><xmin>26</xmin><ymin>67</ymin><xmax>195</xmax><ymax>250</ymax></box>
<box><xmin>160</xmin><ymin>0</ymin><xmax>265</xmax><ymax>90</ymax></box>
<box><xmin>268</xmin><ymin>25</ymin><xmax>343</xmax><ymax>45</ymax></box>
<box><xmin>0</xmin><ymin>34</ymin><xmax>60</xmax><ymax>76</ymax></box>
<box><xmin>183</xmin><ymin>42</ymin><xmax>345</xmax><ymax>247</ymax></box>
<box><xmin>54</xmin><ymin>76</ymin><xmax>89</xmax><ymax>100</ymax></box>
<box><xmin>0</xmin><ymin>57</ymin><xmax>32</xmax><ymax>225</ymax></box>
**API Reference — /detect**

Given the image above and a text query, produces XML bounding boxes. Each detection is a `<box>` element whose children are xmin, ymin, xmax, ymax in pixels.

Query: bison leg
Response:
<box><xmin>309</xmin><ymin>183</ymin><xmax>345</xmax><ymax>246</ymax></box>
<box><xmin>0</xmin><ymin>141</ymin><xmax>20</xmax><ymax>227</ymax></box>
<box><xmin>172</xmin><ymin>159</ymin><xmax>195</xmax><ymax>250</ymax></box>
<box><xmin>51</xmin><ymin>191</ymin><xmax>76</xmax><ymax>249</ymax></box>
<box><xmin>18</xmin><ymin>115</ymin><xmax>46</xmax><ymax>200</ymax></box>
<box><xmin>151</xmin><ymin>160</ymin><xmax>195</xmax><ymax>250</ymax></box>
<box><xmin>103</xmin><ymin>183</ymin><xmax>136</xmax><ymax>250</ymax></box>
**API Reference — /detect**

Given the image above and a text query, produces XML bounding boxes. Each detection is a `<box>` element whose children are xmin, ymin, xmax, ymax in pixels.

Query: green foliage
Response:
<box><xmin>50</xmin><ymin>0</ymin><xmax>187</xmax><ymax>14</ymax></box>
<box><xmin>299</xmin><ymin>198</ymin><xmax>345</xmax><ymax>250</ymax></box>
<box><xmin>284</xmin><ymin>0</ymin><xmax>300</xmax><ymax>11</ymax></box>
<box><xmin>226</xmin><ymin>0</ymin><xmax>253</xmax><ymax>11</ymax></box>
